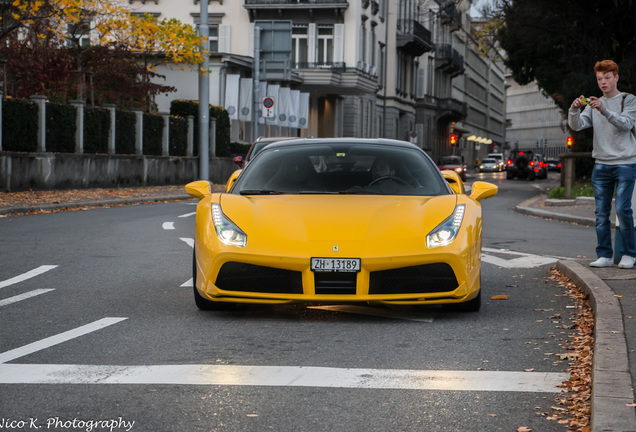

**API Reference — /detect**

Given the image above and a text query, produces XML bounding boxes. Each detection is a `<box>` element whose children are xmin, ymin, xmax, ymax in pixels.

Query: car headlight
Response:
<box><xmin>426</xmin><ymin>204</ymin><xmax>465</xmax><ymax>248</ymax></box>
<box><xmin>211</xmin><ymin>203</ymin><xmax>247</xmax><ymax>247</ymax></box>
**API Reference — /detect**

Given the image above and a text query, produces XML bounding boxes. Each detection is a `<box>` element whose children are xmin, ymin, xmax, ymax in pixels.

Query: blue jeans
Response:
<box><xmin>592</xmin><ymin>163</ymin><xmax>636</xmax><ymax>258</ymax></box>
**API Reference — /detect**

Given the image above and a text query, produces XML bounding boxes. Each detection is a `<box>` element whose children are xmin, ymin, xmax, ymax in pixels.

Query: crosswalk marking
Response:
<box><xmin>0</xmin><ymin>363</ymin><xmax>568</xmax><ymax>392</ymax></box>
<box><xmin>0</xmin><ymin>289</ymin><xmax>55</xmax><ymax>307</ymax></box>
<box><xmin>0</xmin><ymin>265</ymin><xmax>58</xmax><ymax>289</ymax></box>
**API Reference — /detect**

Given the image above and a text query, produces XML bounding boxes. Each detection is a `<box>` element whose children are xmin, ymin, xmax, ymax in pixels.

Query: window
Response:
<box><xmin>292</xmin><ymin>25</ymin><xmax>308</xmax><ymax>67</ymax></box>
<box><xmin>317</xmin><ymin>25</ymin><xmax>334</xmax><ymax>65</ymax></box>
<box><xmin>209</xmin><ymin>25</ymin><xmax>218</xmax><ymax>52</ymax></box>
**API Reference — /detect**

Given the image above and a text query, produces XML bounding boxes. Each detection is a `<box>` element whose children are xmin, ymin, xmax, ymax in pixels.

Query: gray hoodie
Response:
<box><xmin>568</xmin><ymin>92</ymin><xmax>636</xmax><ymax>164</ymax></box>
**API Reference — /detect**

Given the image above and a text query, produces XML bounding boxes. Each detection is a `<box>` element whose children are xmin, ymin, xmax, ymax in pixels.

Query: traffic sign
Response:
<box><xmin>263</xmin><ymin>97</ymin><xmax>275</xmax><ymax>118</ymax></box>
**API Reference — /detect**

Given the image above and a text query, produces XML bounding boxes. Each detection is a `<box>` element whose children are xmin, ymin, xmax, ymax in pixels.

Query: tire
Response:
<box><xmin>443</xmin><ymin>272</ymin><xmax>481</xmax><ymax>312</ymax></box>
<box><xmin>443</xmin><ymin>289</ymin><xmax>481</xmax><ymax>312</ymax></box>
<box><xmin>506</xmin><ymin>171</ymin><xmax>514</xmax><ymax>179</ymax></box>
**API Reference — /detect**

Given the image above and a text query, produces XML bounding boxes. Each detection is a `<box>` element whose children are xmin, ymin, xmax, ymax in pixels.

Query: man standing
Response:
<box><xmin>569</xmin><ymin>60</ymin><xmax>636</xmax><ymax>268</ymax></box>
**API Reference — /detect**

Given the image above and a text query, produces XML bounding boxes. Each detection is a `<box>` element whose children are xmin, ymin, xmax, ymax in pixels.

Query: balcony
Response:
<box><xmin>436</xmin><ymin>97</ymin><xmax>467</xmax><ymax>121</ymax></box>
<box><xmin>244</xmin><ymin>0</ymin><xmax>349</xmax><ymax>10</ymax></box>
<box><xmin>439</xmin><ymin>1</ymin><xmax>462</xmax><ymax>31</ymax></box>
<box><xmin>435</xmin><ymin>44</ymin><xmax>464</xmax><ymax>77</ymax></box>
<box><xmin>396</xmin><ymin>20</ymin><xmax>434</xmax><ymax>57</ymax></box>
<box><xmin>294</xmin><ymin>62</ymin><xmax>346</xmax><ymax>73</ymax></box>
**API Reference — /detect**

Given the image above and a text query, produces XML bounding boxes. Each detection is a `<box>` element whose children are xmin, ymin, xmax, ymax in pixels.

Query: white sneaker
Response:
<box><xmin>618</xmin><ymin>255</ymin><xmax>636</xmax><ymax>269</ymax></box>
<box><xmin>590</xmin><ymin>257</ymin><xmax>614</xmax><ymax>268</ymax></box>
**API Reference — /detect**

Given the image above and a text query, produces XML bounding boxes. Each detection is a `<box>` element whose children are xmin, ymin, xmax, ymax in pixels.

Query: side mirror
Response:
<box><xmin>470</xmin><ymin>181</ymin><xmax>498</xmax><ymax>202</ymax></box>
<box><xmin>233</xmin><ymin>155</ymin><xmax>244</xmax><ymax>167</ymax></box>
<box><xmin>185</xmin><ymin>180</ymin><xmax>212</xmax><ymax>200</ymax></box>
<box><xmin>225</xmin><ymin>169</ymin><xmax>241</xmax><ymax>193</ymax></box>
<box><xmin>442</xmin><ymin>170</ymin><xmax>465</xmax><ymax>195</ymax></box>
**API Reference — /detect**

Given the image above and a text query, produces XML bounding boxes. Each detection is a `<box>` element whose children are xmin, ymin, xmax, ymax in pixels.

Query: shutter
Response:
<box><xmin>334</xmin><ymin>24</ymin><xmax>344</xmax><ymax>64</ymax></box>
<box><xmin>308</xmin><ymin>23</ymin><xmax>316</xmax><ymax>64</ymax></box>
<box><xmin>219</xmin><ymin>24</ymin><xmax>231</xmax><ymax>53</ymax></box>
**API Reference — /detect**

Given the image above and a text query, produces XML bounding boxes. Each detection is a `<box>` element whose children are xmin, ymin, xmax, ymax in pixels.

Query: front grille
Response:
<box><xmin>215</xmin><ymin>262</ymin><xmax>303</xmax><ymax>294</ymax></box>
<box><xmin>369</xmin><ymin>263</ymin><xmax>458</xmax><ymax>295</ymax></box>
<box><xmin>314</xmin><ymin>272</ymin><xmax>357</xmax><ymax>295</ymax></box>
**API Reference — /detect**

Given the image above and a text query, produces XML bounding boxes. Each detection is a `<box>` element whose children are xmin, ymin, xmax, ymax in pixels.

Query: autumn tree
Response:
<box><xmin>0</xmin><ymin>0</ymin><xmax>205</xmax><ymax>110</ymax></box>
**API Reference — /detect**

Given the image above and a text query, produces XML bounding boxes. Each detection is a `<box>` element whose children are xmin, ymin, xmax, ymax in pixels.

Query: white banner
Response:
<box><xmin>258</xmin><ymin>81</ymin><xmax>267</xmax><ymax>124</ymax></box>
<box><xmin>298</xmin><ymin>92</ymin><xmax>310</xmax><ymax>130</ymax></box>
<box><xmin>239</xmin><ymin>78</ymin><xmax>253</xmax><ymax>122</ymax></box>
<box><xmin>288</xmin><ymin>90</ymin><xmax>300</xmax><ymax>128</ymax></box>
<box><xmin>266</xmin><ymin>84</ymin><xmax>280</xmax><ymax>126</ymax></box>
<box><xmin>277</xmin><ymin>87</ymin><xmax>290</xmax><ymax>128</ymax></box>
<box><xmin>224</xmin><ymin>74</ymin><xmax>240</xmax><ymax>120</ymax></box>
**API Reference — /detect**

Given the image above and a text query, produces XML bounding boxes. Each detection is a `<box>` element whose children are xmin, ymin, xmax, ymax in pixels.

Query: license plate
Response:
<box><xmin>311</xmin><ymin>258</ymin><xmax>361</xmax><ymax>272</ymax></box>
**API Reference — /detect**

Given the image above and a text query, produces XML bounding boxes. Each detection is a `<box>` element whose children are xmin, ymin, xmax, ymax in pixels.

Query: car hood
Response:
<box><xmin>217</xmin><ymin>194</ymin><xmax>459</xmax><ymax>256</ymax></box>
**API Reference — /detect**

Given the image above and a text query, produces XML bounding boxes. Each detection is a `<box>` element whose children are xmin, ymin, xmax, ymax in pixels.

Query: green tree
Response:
<box><xmin>477</xmin><ymin>0</ymin><xmax>636</xmax><ymax>153</ymax></box>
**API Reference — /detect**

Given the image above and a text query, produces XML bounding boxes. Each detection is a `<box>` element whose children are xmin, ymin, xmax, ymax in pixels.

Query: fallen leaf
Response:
<box><xmin>516</xmin><ymin>427</ymin><xmax>532</xmax><ymax>432</ymax></box>
<box><xmin>626</xmin><ymin>403</ymin><xmax>636</xmax><ymax>407</ymax></box>
<box><xmin>491</xmin><ymin>295</ymin><xmax>509</xmax><ymax>300</ymax></box>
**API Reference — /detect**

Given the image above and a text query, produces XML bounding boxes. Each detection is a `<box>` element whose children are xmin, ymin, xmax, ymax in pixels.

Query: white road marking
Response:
<box><xmin>0</xmin><ymin>265</ymin><xmax>58</xmax><ymax>289</ymax></box>
<box><xmin>162</xmin><ymin>222</ymin><xmax>175</xmax><ymax>230</ymax></box>
<box><xmin>481</xmin><ymin>248</ymin><xmax>557</xmax><ymax>268</ymax></box>
<box><xmin>181</xmin><ymin>278</ymin><xmax>193</xmax><ymax>287</ymax></box>
<box><xmin>309</xmin><ymin>305</ymin><xmax>434</xmax><ymax>322</ymax></box>
<box><xmin>0</xmin><ymin>317</ymin><xmax>127</xmax><ymax>364</ymax></box>
<box><xmin>179</xmin><ymin>212</ymin><xmax>196</xmax><ymax>218</ymax></box>
<box><xmin>0</xmin><ymin>363</ymin><xmax>568</xmax><ymax>392</ymax></box>
<box><xmin>0</xmin><ymin>289</ymin><xmax>55</xmax><ymax>307</ymax></box>
<box><xmin>180</xmin><ymin>237</ymin><xmax>194</xmax><ymax>248</ymax></box>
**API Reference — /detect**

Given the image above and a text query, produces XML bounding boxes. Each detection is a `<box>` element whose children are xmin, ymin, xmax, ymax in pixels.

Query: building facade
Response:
<box><xmin>124</xmin><ymin>0</ymin><xmax>505</xmax><ymax>163</ymax></box>
<box><xmin>506</xmin><ymin>77</ymin><xmax>569</xmax><ymax>159</ymax></box>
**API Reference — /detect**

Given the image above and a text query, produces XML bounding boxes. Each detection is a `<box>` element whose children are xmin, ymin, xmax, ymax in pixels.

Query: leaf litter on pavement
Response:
<box><xmin>513</xmin><ymin>268</ymin><xmax>592</xmax><ymax>432</ymax></box>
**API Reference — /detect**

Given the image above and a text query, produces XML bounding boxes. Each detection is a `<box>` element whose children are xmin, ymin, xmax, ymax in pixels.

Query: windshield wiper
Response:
<box><xmin>239</xmin><ymin>189</ymin><xmax>282</xmax><ymax>195</ymax></box>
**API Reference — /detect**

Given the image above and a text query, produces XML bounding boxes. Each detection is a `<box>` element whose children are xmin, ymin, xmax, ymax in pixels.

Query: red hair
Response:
<box><xmin>595</xmin><ymin>60</ymin><xmax>619</xmax><ymax>76</ymax></box>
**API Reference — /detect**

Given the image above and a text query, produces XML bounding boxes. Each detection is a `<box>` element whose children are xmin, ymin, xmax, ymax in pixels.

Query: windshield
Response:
<box><xmin>439</xmin><ymin>156</ymin><xmax>462</xmax><ymax>165</ymax></box>
<box><xmin>482</xmin><ymin>158</ymin><xmax>496</xmax><ymax>163</ymax></box>
<box><xmin>231</xmin><ymin>143</ymin><xmax>451</xmax><ymax>196</ymax></box>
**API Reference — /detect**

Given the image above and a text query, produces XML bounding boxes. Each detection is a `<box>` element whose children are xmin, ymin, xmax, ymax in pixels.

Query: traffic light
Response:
<box><xmin>450</xmin><ymin>134</ymin><xmax>457</xmax><ymax>145</ymax></box>
<box><xmin>567</xmin><ymin>136</ymin><xmax>573</xmax><ymax>147</ymax></box>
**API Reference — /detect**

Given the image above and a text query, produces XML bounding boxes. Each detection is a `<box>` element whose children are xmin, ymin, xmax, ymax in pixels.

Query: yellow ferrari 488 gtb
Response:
<box><xmin>186</xmin><ymin>138</ymin><xmax>497</xmax><ymax>312</ymax></box>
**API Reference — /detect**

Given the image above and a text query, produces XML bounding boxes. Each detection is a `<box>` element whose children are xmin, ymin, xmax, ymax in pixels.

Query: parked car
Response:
<box><xmin>233</xmin><ymin>136</ymin><xmax>297</xmax><ymax>167</ymax></box>
<box><xmin>186</xmin><ymin>138</ymin><xmax>498</xmax><ymax>312</ymax></box>
<box><xmin>545</xmin><ymin>158</ymin><xmax>562</xmax><ymax>172</ymax></box>
<box><xmin>437</xmin><ymin>155</ymin><xmax>467</xmax><ymax>181</ymax></box>
<box><xmin>477</xmin><ymin>158</ymin><xmax>500</xmax><ymax>173</ymax></box>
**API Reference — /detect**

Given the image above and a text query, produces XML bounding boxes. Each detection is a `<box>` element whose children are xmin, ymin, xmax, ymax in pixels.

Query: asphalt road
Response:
<box><xmin>0</xmin><ymin>172</ymin><xmax>597</xmax><ymax>432</ymax></box>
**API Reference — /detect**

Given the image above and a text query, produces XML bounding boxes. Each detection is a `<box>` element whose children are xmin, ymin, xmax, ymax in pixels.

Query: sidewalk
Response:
<box><xmin>516</xmin><ymin>189</ymin><xmax>636</xmax><ymax>431</ymax></box>
<box><xmin>1</xmin><ymin>184</ymin><xmax>636</xmax><ymax>431</ymax></box>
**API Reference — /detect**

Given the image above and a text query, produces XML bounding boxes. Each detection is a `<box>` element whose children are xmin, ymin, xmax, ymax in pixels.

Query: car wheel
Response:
<box><xmin>444</xmin><ymin>288</ymin><xmax>481</xmax><ymax>312</ymax></box>
<box><xmin>506</xmin><ymin>171</ymin><xmax>514</xmax><ymax>179</ymax></box>
<box><xmin>192</xmin><ymin>249</ymin><xmax>233</xmax><ymax>311</ymax></box>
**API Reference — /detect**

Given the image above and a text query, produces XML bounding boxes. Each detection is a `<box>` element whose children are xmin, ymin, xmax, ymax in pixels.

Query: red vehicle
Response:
<box><xmin>437</xmin><ymin>156</ymin><xmax>467</xmax><ymax>181</ymax></box>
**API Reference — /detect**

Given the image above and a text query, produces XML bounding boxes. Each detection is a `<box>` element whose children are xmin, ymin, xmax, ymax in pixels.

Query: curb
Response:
<box><xmin>556</xmin><ymin>260</ymin><xmax>636</xmax><ymax>432</ymax></box>
<box><xmin>0</xmin><ymin>194</ymin><xmax>192</xmax><ymax>216</ymax></box>
<box><xmin>514</xmin><ymin>195</ymin><xmax>596</xmax><ymax>227</ymax></box>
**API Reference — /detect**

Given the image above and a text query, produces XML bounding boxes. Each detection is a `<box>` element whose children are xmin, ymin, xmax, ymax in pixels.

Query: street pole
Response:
<box><xmin>252</xmin><ymin>26</ymin><xmax>261</xmax><ymax>143</ymax></box>
<box><xmin>198</xmin><ymin>0</ymin><xmax>210</xmax><ymax>180</ymax></box>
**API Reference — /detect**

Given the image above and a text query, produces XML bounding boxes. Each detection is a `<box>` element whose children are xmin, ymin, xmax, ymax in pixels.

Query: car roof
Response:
<box><xmin>261</xmin><ymin>137</ymin><xmax>423</xmax><ymax>151</ymax></box>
